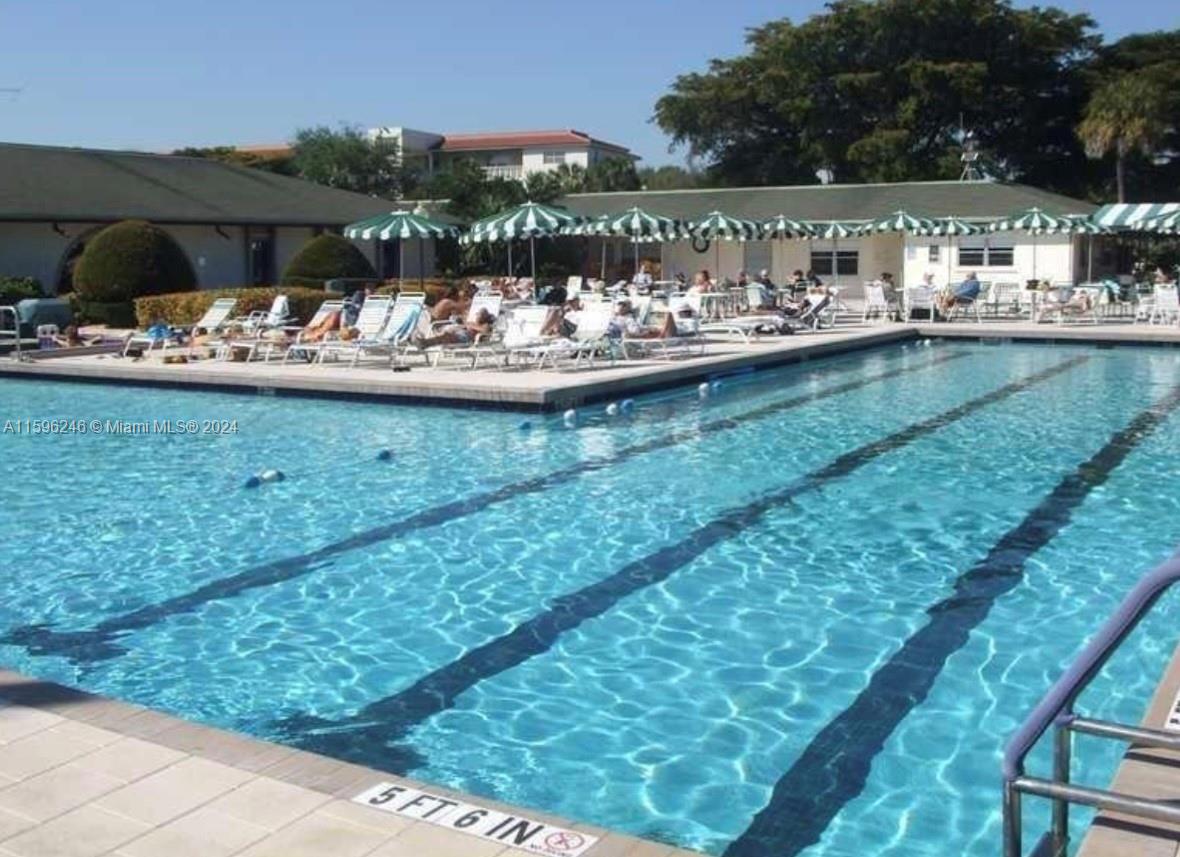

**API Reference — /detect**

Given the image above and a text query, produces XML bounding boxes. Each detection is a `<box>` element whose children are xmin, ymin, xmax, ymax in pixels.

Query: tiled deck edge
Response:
<box><xmin>0</xmin><ymin>668</ymin><xmax>695</xmax><ymax>856</ymax></box>
<box><xmin>1075</xmin><ymin>643</ymin><xmax>1180</xmax><ymax>857</ymax></box>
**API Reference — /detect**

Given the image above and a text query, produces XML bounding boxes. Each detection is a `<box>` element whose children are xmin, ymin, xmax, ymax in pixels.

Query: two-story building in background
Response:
<box><xmin>366</xmin><ymin>127</ymin><xmax>637</xmax><ymax>181</ymax></box>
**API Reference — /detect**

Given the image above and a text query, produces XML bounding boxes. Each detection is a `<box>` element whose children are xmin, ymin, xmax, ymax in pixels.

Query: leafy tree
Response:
<box><xmin>172</xmin><ymin>146</ymin><xmax>296</xmax><ymax>175</ymax></box>
<box><xmin>1077</xmin><ymin>72</ymin><xmax>1171</xmax><ymax>202</ymax></box>
<box><xmin>1085</xmin><ymin>31</ymin><xmax>1180</xmax><ymax>200</ymax></box>
<box><xmin>290</xmin><ymin>125</ymin><xmax>405</xmax><ymax>198</ymax></box>
<box><xmin>653</xmin><ymin>0</ymin><xmax>1100</xmax><ymax>195</ymax></box>
<box><xmin>637</xmin><ymin>164</ymin><xmax>704</xmax><ymax>191</ymax></box>
<box><xmin>585</xmin><ymin>157</ymin><xmax>641</xmax><ymax>192</ymax></box>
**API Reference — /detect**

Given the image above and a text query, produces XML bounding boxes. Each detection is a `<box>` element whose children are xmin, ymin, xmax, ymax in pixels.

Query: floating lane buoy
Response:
<box><xmin>563</xmin><ymin>409</ymin><xmax>578</xmax><ymax>427</ymax></box>
<box><xmin>710</xmin><ymin>379</ymin><xmax>723</xmax><ymax>391</ymax></box>
<box><xmin>244</xmin><ymin>469</ymin><xmax>284</xmax><ymax>489</ymax></box>
<box><xmin>376</xmin><ymin>449</ymin><xmax>393</xmax><ymax>462</ymax></box>
<box><xmin>605</xmin><ymin>402</ymin><xmax>620</xmax><ymax>417</ymax></box>
<box><xmin>698</xmin><ymin>382</ymin><xmax>710</xmax><ymax>398</ymax></box>
<box><xmin>518</xmin><ymin>420</ymin><xmax>533</xmax><ymax>432</ymax></box>
<box><xmin>620</xmin><ymin>399</ymin><xmax>635</xmax><ymax>414</ymax></box>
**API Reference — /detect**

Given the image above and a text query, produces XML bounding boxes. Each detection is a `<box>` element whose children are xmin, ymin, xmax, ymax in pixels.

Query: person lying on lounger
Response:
<box><xmin>431</xmin><ymin>285</ymin><xmax>472</xmax><ymax>322</ymax></box>
<box><xmin>609</xmin><ymin>300</ymin><xmax>679</xmax><ymax>339</ymax></box>
<box><xmin>413</xmin><ymin>308</ymin><xmax>496</xmax><ymax>348</ymax></box>
<box><xmin>540</xmin><ymin>297</ymin><xmax>583</xmax><ymax>338</ymax></box>
<box><xmin>53</xmin><ymin>325</ymin><xmax>103</xmax><ymax>348</ymax></box>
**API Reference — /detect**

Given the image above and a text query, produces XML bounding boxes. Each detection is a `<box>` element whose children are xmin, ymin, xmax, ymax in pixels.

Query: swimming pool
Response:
<box><xmin>2</xmin><ymin>340</ymin><xmax>1180</xmax><ymax>856</ymax></box>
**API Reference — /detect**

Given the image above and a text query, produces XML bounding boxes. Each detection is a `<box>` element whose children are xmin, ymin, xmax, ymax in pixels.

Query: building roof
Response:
<box><xmin>560</xmin><ymin>180</ymin><xmax>1096</xmax><ymax>222</ymax></box>
<box><xmin>0</xmin><ymin>142</ymin><xmax>397</xmax><ymax>226</ymax></box>
<box><xmin>438</xmin><ymin>129</ymin><xmax>632</xmax><ymax>156</ymax></box>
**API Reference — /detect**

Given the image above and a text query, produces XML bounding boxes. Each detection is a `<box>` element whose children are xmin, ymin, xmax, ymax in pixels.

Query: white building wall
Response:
<box><xmin>902</xmin><ymin>232</ymin><xmax>1076</xmax><ymax>289</ymax></box>
<box><xmin>0</xmin><ymin>222</ymin><xmax>102</xmax><ymax>292</ymax></box>
<box><xmin>167</xmin><ymin>224</ymin><xmax>247</xmax><ymax>287</ymax></box>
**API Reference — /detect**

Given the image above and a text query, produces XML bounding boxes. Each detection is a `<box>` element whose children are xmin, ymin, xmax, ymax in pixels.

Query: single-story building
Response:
<box><xmin>558</xmin><ymin>181</ymin><xmax>1103</xmax><ymax>295</ymax></box>
<box><xmin>0</xmin><ymin>142</ymin><xmax>416</xmax><ymax>293</ymax></box>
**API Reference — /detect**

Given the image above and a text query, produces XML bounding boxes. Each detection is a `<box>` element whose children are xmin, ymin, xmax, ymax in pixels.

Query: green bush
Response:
<box><xmin>74</xmin><ymin>299</ymin><xmax>138</xmax><ymax>328</ymax></box>
<box><xmin>0</xmin><ymin>276</ymin><xmax>43</xmax><ymax>305</ymax></box>
<box><xmin>73</xmin><ymin>220</ymin><xmax>196</xmax><ymax>303</ymax></box>
<box><xmin>134</xmin><ymin>287</ymin><xmax>331</xmax><ymax>329</ymax></box>
<box><xmin>282</xmin><ymin>234</ymin><xmax>376</xmax><ymax>286</ymax></box>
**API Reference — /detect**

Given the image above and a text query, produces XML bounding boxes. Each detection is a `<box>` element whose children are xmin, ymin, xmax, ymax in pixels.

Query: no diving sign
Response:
<box><xmin>353</xmin><ymin>782</ymin><xmax>599</xmax><ymax>856</ymax></box>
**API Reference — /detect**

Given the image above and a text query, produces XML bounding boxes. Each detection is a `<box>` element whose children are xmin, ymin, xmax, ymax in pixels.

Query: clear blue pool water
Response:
<box><xmin>2</xmin><ymin>341</ymin><xmax>1180</xmax><ymax>857</ymax></box>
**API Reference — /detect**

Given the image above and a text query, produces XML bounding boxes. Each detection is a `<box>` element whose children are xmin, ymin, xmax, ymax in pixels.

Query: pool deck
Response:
<box><xmin>0</xmin><ymin>669</ymin><xmax>692</xmax><ymax>857</ymax></box>
<box><xmin>1075</xmin><ymin>644</ymin><xmax>1180</xmax><ymax>857</ymax></box>
<box><xmin>3</xmin><ymin>318</ymin><xmax>1180</xmax><ymax>411</ymax></box>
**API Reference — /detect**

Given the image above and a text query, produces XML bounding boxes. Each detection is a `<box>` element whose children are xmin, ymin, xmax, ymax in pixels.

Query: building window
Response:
<box><xmin>810</xmin><ymin>249</ymin><xmax>859</xmax><ymax>277</ymax></box>
<box><xmin>542</xmin><ymin>151</ymin><xmax>565</xmax><ymax>165</ymax></box>
<box><xmin>744</xmin><ymin>241</ymin><xmax>772</xmax><ymax>275</ymax></box>
<box><xmin>928</xmin><ymin>245</ymin><xmax>940</xmax><ymax>263</ymax></box>
<box><xmin>958</xmin><ymin>241</ymin><xmax>1014</xmax><ymax>268</ymax></box>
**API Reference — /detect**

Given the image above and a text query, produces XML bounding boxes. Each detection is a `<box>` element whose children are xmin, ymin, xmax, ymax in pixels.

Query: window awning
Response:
<box><xmin>1091</xmin><ymin>202</ymin><xmax>1180</xmax><ymax>228</ymax></box>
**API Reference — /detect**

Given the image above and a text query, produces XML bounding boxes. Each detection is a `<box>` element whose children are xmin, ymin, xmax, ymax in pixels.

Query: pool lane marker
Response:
<box><xmin>3</xmin><ymin>349</ymin><xmax>966</xmax><ymax>664</ymax></box>
<box><xmin>268</xmin><ymin>356</ymin><xmax>1088</xmax><ymax>774</ymax></box>
<box><xmin>723</xmin><ymin>380</ymin><xmax>1180</xmax><ymax>857</ymax></box>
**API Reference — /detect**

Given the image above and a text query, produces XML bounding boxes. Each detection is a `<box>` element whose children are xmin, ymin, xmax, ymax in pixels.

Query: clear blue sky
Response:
<box><xmin>1</xmin><ymin>0</ymin><xmax>1176</xmax><ymax>166</ymax></box>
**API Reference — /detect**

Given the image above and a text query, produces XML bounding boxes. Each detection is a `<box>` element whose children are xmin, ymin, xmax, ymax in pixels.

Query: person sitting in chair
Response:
<box><xmin>938</xmin><ymin>271</ymin><xmax>981</xmax><ymax>315</ymax></box>
<box><xmin>413</xmin><ymin>308</ymin><xmax>496</xmax><ymax>348</ymax></box>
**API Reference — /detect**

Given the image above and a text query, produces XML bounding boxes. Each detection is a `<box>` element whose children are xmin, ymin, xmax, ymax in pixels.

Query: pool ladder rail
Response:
<box><xmin>0</xmin><ymin>305</ymin><xmax>26</xmax><ymax>360</ymax></box>
<box><xmin>1002</xmin><ymin>550</ymin><xmax>1180</xmax><ymax>857</ymax></box>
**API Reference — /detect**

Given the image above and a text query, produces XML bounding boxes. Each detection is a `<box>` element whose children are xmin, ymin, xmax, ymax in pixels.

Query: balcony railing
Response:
<box><xmin>482</xmin><ymin>165</ymin><xmax>524</xmax><ymax>180</ymax></box>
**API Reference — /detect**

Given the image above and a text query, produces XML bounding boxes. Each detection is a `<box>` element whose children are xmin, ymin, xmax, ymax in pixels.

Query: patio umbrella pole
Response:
<box><xmin>508</xmin><ymin>242</ymin><xmax>513</xmax><ymax>278</ymax></box>
<box><xmin>1087</xmin><ymin>236</ymin><xmax>1093</xmax><ymax>283</ymax></box>
<box><xmin>418</xmin><ymin>238</ymin><xmax>424</xmax><ymax>287</ymax></box>
<box><xmin>530</xmin><ymin>236</ymin><xmax>536</xmax><ymax>281</ymax></box>
<box><xmin>399</xmin><ymin>238</ymin><xmax>405</xmax><ymax>286</ymax></box>
<box><xmin>946</xmin><ymin>235</ymin><xmax>952</xmax><ymax>286</ymax></box>
<box><xmin>634</xmin><ymin>239</ymin><xmax>639</xmax><ymax>279</ymax></box>
<box><xmin>601</xmin><ymin>240</ymin><xmax>606</xmax><ymax>281</ymax></box>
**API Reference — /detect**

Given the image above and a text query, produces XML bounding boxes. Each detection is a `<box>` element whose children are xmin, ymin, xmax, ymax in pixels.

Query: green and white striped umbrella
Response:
<box><xmin>860</xmin><ymin>210</ymin><xmax>936</xmax><ymax>235</ymax></box>
<box><xmin>988</xmin><ymin>207</ymin><xmax>1073</xmax><ymax>234</ymax></box>
<box><xmin>1061</xmin><ymin>214</ymin><xmax>1109</xmax><ymax>235</ymax></box>
<box><xmin>988</xmin><ymin>207</ymin><xmax>1075</xmax><ymax>282</ymax></box>
<box><xmin>594</xmin><ymin>207</ymin><xmax>685</xmax><ymax>241</ymax></box>
<box><xmin>807</xmin><ymin>221</ymin><xmax>863</xmax><ymax>240</ymax></box>
<box><xmin>762</xmin><ymin>215</ymin><xmax>814</xmax><ymax>239</ymax></box>
<box><xmin>463</xmin><ymin>201</ymin><xmax>584</xmax><ymax>243</ymax></box>
<box><xmin>462</xmin><ymin>201</ymin><xmax>585</xmax><ymax>278</ymax></box>
<box><xmin>686</xmin><ymin>211</ymin><xmax>762</xmax><ymax>279</ymax></box>
<box><xmin>928</xmin><ymin>216</ymin><xmax>984</xmax><ymax>236</ymax></box>
<box><xmin>344</xmin><ymin>210</ymin><xmax>459</xmax><ymax>241</ymax></box>
<box><xmin>688</xmin><ymin>210</ymin><xmax>763</xmax><ymax>241</ymax></box>
<box><xmin>343</xmin><ymin>209</ymin><xmax>459</xmax><ymax>284</ymax></box>
<box><xmin>1145</xmin><ymin>211</ymin><xmax>1180</xmax><ymax>234</ymax></box>
<box><xmin>928</xmin><ymin>217</ymin><xmax>984</xmax><ymax>286</ymax></box>
<box><xmin>564</xmin><ymin>214</ymin><xmax>610</xmax><ymax>237</ymax></box>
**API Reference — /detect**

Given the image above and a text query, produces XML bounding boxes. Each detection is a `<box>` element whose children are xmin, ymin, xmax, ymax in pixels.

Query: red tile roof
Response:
<box><xmin>439</xmin><ymin>130</ymin><xmax>631</xmax><ymax>154</ymax></box>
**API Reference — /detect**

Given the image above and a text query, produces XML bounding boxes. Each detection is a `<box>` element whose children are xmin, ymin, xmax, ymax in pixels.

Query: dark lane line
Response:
<box><xmin>270</xmin><ymin>357</ymin><xmax>1087</xmax><ymax>774</ymax></box>
<box><xmin>3</xmin><ymin>349</ymin><xmax>965</xmax><ymax>663</ymax></box>
<box><xmin>724</xmin><ymin>381</ymin><xmax>1180</xmax><ymax>857</ymax></box>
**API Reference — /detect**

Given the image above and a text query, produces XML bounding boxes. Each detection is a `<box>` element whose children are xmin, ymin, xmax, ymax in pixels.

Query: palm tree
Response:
<box><xmin>1077</xmin><ymin>73</ymin><xmax>1169</xmax><ymax>202</ymax></box>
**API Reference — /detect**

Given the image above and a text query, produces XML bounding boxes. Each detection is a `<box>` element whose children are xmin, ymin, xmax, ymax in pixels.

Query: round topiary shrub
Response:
<box><xmin>282</xmin><ymin>234</ymin><xmax>375</xmax><ymax>286</ymax></box>
<box><xmin>72</xmin><ymin>220</ymin><xmax>196</xmax><ymax>303</ymax></box>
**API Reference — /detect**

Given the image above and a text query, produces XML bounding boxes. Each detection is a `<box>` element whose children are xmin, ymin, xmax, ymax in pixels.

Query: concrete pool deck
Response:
<box><xmin>3</xmin><ymin>318</ymin><xmax>1180</xmax><ymax>411</ymax></box>
<box><xmin>0</xmin><ymin>669</ymin><xmax>692</xmax><ymax>857</ymax></box>
<box><xmin>1075</xmin><ymin>645</ymin><xmax>1180</xmax><ymax>857</ymax></box>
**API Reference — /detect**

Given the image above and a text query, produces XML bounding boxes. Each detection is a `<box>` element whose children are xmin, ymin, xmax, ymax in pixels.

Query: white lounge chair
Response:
<box><xmin>280</xmin><ymin>300</ymin><xmax>345</xmax><ymax>364</ymax></box>
<box><xmin>400</xmin><ymin>294</ymin><xmax>504</xmax><ymax>368</ymax></box>
<box><xmin>1149</xmin><ymin>285</ymin><xmax>1180</xmax><ymax>325</ymax></box>
<box><xmin>309</xmin><ymin>294</ymin><xmax>393</xmax><ymax>365</ymax></box>
<box><xmin>1035</xmin><ymin>288</ymin><xmax>1100</xmax><ymax>325</ymax></box>
<box><xmin>862</xmin><ymin>283</ymin><xmax>896</xmax><ymax>323</ymax></box>
<box><xmin>902</xmin><ymin>286</ymin><xmax>936</xmax><ymax>323</ymax></box>
<box><xmin>532</xmin><ymin>302</ymin><xmax>616</xmax><ymax>369</ymax></box>
<box><xmin>123</xmin><ymin>297</ymin><xmax>237</xmax><ymax>357</ymax></box>
<box><xmin>496</xmin><ymin>306</ymin><xmax>559</xmax><ymax>368</ymax></box>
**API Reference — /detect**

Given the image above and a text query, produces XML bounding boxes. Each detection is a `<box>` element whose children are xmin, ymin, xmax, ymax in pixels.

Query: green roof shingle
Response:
<box><xmin>559</xmin><ymin>180</ymin><xmax>1095</xmax><ymax>222</ymax></box>
<box><xmin>0</xmin><ymin>142</ymin><xmax>398</xmax><ymax>226</ymax></box>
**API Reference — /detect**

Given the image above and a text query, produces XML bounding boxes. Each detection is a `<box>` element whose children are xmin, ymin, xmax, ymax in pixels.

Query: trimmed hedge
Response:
<box><xmin>74</xmin><ymin>220</ymin><xmax>197</xmax><ymax>302</ymax></box>
<box><xmin>0</xmin><ymin>276</ymin><xmax>43</xmax><ymax>305</ymax></box>
<box><xmin>134</xmin><ymin>287</ymin><xmax>329</xmax><ymax>329</ymax></box>
<box><xmin>281</xmin><ymin>234</ymin><xmax>375</xmax><ymax>286</ymax></box>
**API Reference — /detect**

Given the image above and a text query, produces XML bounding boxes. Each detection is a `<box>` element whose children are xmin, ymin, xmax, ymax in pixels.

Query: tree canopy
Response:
<box><xmin>652</xmin><ymin>0</ymin><xmax>1180</xmax><ymax>199</ymax></box>
<box><xmin>290</xmin><ymin>125</ymin><xmax>408</xmax><ymax>198</ymax></box>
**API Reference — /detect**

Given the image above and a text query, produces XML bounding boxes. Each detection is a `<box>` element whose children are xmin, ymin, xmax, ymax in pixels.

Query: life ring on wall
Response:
<box><xmin>691</xmin><ymin>235</ymin><xmax>711</xmax><ymax>254</ymax></box>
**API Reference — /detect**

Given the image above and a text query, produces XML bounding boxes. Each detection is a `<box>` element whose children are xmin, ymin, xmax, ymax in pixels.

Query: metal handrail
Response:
<box><xmin>0</xmin><ymin>305</ymin><xmax>20</xmax><ymax>359</ymax></box>
<box><xmin>1002</xmin><ymin>549</ymin><xmax>1180</xmax><ymax>857</ymax></box>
